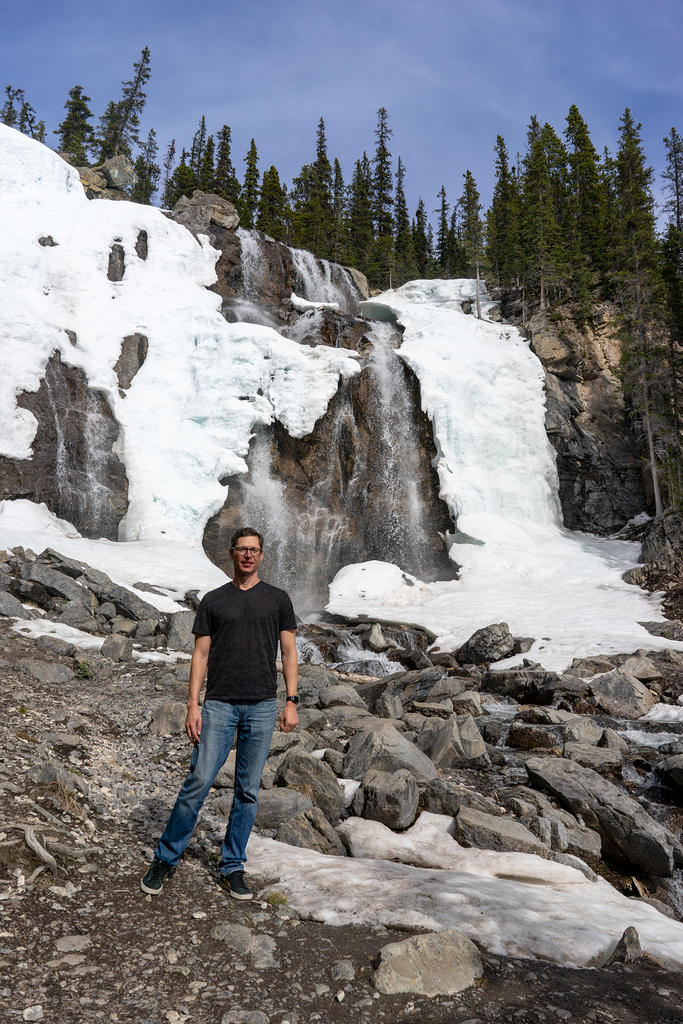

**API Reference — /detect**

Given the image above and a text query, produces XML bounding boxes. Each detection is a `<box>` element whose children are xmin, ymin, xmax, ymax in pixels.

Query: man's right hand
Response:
<box><xmin>185</xmin><ymin>705</ymin><xmax>202</xmax><ymax>744</ymax></box>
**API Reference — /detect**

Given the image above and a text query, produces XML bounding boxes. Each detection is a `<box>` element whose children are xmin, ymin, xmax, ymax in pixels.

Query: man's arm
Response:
<box><xmin>279</xmin><ymin>628</ymin><xmax>298</xmax><ymax>733</ymax></box>
<box><xmin>186</xmin><ymin>634</ymin><xmax>211</xmax><ymax>743</ymax></box>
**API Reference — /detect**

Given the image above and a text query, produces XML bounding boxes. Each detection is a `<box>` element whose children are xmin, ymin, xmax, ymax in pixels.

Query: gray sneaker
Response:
<box><xmin>219</xmin><ymin>870</ymin><xmax>253</xmax><ymax>900</ymax></box>
<box><xmin>140</xmin><ymin>857</ymin><xmax>174</xmax><ymax>895</ymax></box>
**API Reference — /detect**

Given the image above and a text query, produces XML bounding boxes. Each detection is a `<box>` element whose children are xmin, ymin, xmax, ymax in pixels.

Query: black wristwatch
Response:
<box><xmin>286</xmin><ymin>695</ymin><xmax>299</xmax><ymax>705</ymax></box>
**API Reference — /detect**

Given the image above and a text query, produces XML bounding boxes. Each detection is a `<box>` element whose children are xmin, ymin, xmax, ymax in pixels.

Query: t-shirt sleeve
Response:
<box><xmin>192</xmin><ymin>596</ymin><xmax>212</xmax><ymax>636</ymax></box>
<box><xmin>279</xmin><ymin>591</ymin><xmax>297</xmax><ymax>632</ymax></box>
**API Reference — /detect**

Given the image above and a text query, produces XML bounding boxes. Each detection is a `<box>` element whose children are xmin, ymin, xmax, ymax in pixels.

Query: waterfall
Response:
<box><xmin>290</xmin><ymin>247</ymin><xmax>358</xmax><ymax>314</ymax></box>
<box><xmin>364</xmin><ymin>321</ymin><xmax>436</xmax><ymax>572</ymax></box>
<box><xmin>232</xmin><ymin>229</ymin><xmax>279</xmax><ymax>326</ymax></box>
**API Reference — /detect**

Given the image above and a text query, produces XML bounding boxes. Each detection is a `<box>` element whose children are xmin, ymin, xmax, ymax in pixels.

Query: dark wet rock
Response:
<box><xmin>507</xmin><ymin>722</ymin><xmax>563</xmax><ymax>752</ymax></box>
<box><xmin>526</xmin><ymin>755</ymin><xmax>683</xmax><ymax>876</ymax></box>
<box><xmin>108</xmin><ymin>243</ymin><xmax>125</xmax><ymax>281</ymax></box>
<box><xmin>114</xmin><ymin>333</ymin><xmax>148</xmax><ymax>392</ymax></box>
<box><xmin>457</xmin><ymin>622</ymin><xmax>515</xmax><ymax>664</ymax></box>
<box><xmin>655</xmin><ymin>754</ymin><xmax>683</xmax><ymax>793</ymax></box>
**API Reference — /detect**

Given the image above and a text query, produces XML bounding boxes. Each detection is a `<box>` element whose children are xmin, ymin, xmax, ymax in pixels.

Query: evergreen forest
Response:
<box><xmin>2</xmin><ymin>49</ymin><xmax>681</xmax><ymax>511</ymax></box>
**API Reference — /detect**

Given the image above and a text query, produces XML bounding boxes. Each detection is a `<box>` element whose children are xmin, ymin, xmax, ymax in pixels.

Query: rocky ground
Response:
<box><xmin>2</xmin><ymin>603</ymin><xmax>683</xmax><ymax>1024</ymax></box>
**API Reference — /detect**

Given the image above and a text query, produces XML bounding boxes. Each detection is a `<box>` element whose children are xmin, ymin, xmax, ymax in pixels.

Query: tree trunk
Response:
<box><xmin>475</xmin><ymin>262</ymin><xmax>482</xmax><ymax>319</ymax></box>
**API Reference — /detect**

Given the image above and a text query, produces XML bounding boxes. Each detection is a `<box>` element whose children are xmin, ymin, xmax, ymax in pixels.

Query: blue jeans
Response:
<box><xmin>155</xmin><ymin>698</ymin><xmax>277</xmax><ymax>874</ymax></box>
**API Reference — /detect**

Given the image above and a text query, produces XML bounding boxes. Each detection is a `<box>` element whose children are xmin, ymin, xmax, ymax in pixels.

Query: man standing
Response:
<box><xmin>141</xmin><ymin>528</ymin><xmax>298</xmax><ymax>900</ymax></box>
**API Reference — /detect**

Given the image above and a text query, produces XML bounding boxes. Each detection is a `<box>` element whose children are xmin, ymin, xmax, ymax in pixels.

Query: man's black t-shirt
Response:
<box><xmin>192</xmin><ymin>581</ymin><xmax>296</xmax><ymax>702</ymax></box>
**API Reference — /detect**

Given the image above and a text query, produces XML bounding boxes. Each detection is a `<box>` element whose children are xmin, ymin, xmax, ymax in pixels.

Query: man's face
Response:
<box><xmin>230</xmin><ymin>536</ymin><xmax>263</xmax><ymax>574</ymax></box>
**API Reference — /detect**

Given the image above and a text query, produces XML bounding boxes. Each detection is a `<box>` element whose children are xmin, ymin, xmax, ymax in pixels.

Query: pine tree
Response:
<box><xmin>214</xmin><ymin>125</ymin><xmax>240</xmax><ymax>205</ymax></box>
<box><xmin>198</xmin><ymin>134</ymin><xmax>215</xmax><ymax>192</ymax></box>
<box><xmin>394</xmin><ymin>156</ymin><xmax>416</xmax><ymax>284</ymax></box>
<box><xmin>434</xmin><ymin>186</ymin><xmax>450</xmax><ymax>274</ymax></box>
<box><xmin>241</xmin><ymin>139</ymin><xmax>260</xmax><ymax>229</ymax></box>
<box><xmin>658</xmin><ymin>127</ymin><xmax>683</xmax><ymax>504</ymax></box>
<box><xmin>189</xmin><ymin>115</ymin><xmax>207</xmax><ymax>178</ymax></box>
<box><xmin>161</xmin><ymin>138</ymin><xmax>176</xmax><ymax>208</ymax></box>
<box><xmin>412</xmin><ymin>198</ymin><xmax>431</xmax><ymax>278</ymax></box>
<box><xmin>97</xmin><ymin>46</ymin><xmax>151</xmax><ymax>160</ymax></box>
<box><xmin>331</xmin><ymin>158</ymin><xmax>349</xmax><ymax>264</ymax></box>
<box><xmin>289</xmin><ymin>162</ymin><xmax>315</xmax><ymax>249</ymax></box>
<box><xmin>54</xmin><ymin>86</ymin><xmax>94</xmax><ymax>164</ymax></box>
<box><xmin>368</xmin><ymin>107</ymin><xmax>394</xmax><ymax>288</ymax></box>
<box><xmin>132</xmin><ymin>128</ymin><xmax>160</xmax><ymax>204</ymax></box>
<box><xmin>256</xmin><ymin>165</ymin><xmax>288</xmax><ymax>241</ymax></box>
<box><xmin>460</xmin><ymin>170</ymin><xmax>485</xmax><ymax>317</ymax></box>
<box><xmin>564</xmin><ymin>105</ymin><xmax>604</xmax><ymax>309</ymax></box>
<box><xmin>1</xmin><ymin>87</ymin><xmax>44</xmax><ymax>140</ymax></box>
<box><xmin>311</xmin><ymin>116</ymin><xmax>334</xmax><ymax>257</ymax></box>
<box><xmin>614</xmin><ymin>108</ymin><xmax>663</xmax><ymax>513</ymax></box>
<box><xmin>487</xmin><ymin>135</ymin><xmax>522</xmax><ymax>288</ymax></box>
<box><xmin>348</xmin><ymin>154</ymin><xmax>374</xmax><ymax>272</ymax></box>
<box><xmin>165</xmin><ymin>148</ymin><xmax>197</xmax><ymax>207</ymax></box>
<box><xmin>521</xmin><ymin>116</ymin><xmax>565</xmax><ymax>310</ymax></box>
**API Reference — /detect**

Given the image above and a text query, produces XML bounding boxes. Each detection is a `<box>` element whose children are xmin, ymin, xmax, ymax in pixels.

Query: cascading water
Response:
<box><xmin>232</xmin><ymin>228</ymin><xmax>278</xmax><ymax>326</ymax></box>
<box><xmin>290</xmin><ymin>246</ymin><xmax>358</xmax><ymax>314</ymax></box>
<box><xmin>364</xmin><ymin>320</ymin><xmax>437</xmax><ymax>571</ymax></box>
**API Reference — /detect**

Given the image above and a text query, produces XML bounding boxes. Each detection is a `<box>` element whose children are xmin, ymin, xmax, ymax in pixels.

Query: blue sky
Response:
<box><xmin>2</xmin><ymin>0</ymin><xmax>681</xmax><ymax>218</ymax></box>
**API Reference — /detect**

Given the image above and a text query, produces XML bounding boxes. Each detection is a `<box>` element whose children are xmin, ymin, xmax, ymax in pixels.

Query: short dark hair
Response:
<box><xmin>230</xmin><ymin>527</ymin><xmax>264</xmax><ymax>551</ymax></box>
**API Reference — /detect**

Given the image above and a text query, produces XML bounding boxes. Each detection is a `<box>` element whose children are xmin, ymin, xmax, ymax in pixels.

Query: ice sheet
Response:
<box><xmin>248</xmin><ymin>812</ymin><xmax>683</xmax><ymax>969</ymax></box>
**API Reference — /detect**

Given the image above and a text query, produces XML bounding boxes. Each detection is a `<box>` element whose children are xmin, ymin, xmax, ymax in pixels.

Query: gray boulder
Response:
<box><xmin>0</xmin><ymin>591</ymin><xmax>28</xmax><ymax>618</ymax></box>
<box><xmin>149</xmin><ymin>702</ymin><xmax>186</xmax><ymax>736</ymax></box>
<box><xmin>275</xmin><ymin>806</ymin><xmax>345</xmax><ymax>855</ymax></box>
<box><xmin>507</xmin><ymin>721</ymin><xmax>563</xmax><ymax>752</ymax></box>
<box><xmin>355</xmin><ymin>768</ymin><xmax>418</xmax><ymax>830</ymax></box>
<box><xmin>455</xmin><ymin>806</ymin><xmax>548</xmax><ymax>857</ymax></box>
<box><xmin>372</xmin><ymin>929</ymin><xmax>483</xmax><ymax>996</ymax></box>
<box><xmin>167</xmin><ymin>610</ymin><xmax>195</xmax><ymax>652</ymax></box>
<box><xmin>563</xmin><ymin>742</ymin><xmax>622</xmax><ymax>772</ymax></box>
<box><xmin>100</xmin><ymin>634</ymin><xmax>133</xmax><ymax>661</ymax></box>
<box><xmin>21</xmin><ymin>659</ymin><xmax>74</xmax><ymax>684</ymax></box>
<box><xmin>99</xmin><ymin>154</ymin><xmax>137</xmax><ymax>189</ymax></box>
<box><xmin>276</xmin><ymin>749</ymin><xmax>345</xmax><ymax>823</ymax></box>
<box><xmin>655</xmin><ymin>754</ymin><xmax>683</xmax><ymax>793</ymax></box>
<box><xmin>421</xmin><ymin>778</ymin><xmax>503</xmax><ymax>818</ymax></box>
<box><xmin>318</xmin><ymin>683</ymin><xmax>368</xmax><ymax>710</ymax></box>
<box><xmin>418</xmin><ymin>714</ymin><xmax>489</xmax><ymax>768</ymax></box>
<box><xmin>342</xmin><ymin>722</ymin><xmax>438</xmax><ymax>784</ymax></box>
<box><xmin>526</xmin><ymin>755</ymin><xmax>683</xmax><ymax>876</ymax></box>
<box><xmin>172</xmin><ymin>190</ymin><xmax>240</xmax><ymax>235</ymax></box>
<box><xmin>588</xmin><ymin>668</ymin><xmax>657</xmax><ymax>719</ymax></box>
<box><xmin>254</xmin><ymin>788</ymin><xmax>314</xmax><ymax>830</ymax></box>
<box><xmin>457</xmin><ymin>622</ymin><xmax>514</xmax><ymax>664</ymax></box>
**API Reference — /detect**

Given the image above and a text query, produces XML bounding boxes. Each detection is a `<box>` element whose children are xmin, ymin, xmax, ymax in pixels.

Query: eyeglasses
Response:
<box><xmin>233</xmin><ymin>547</ymin><xmax>262</xmax><ymax>556</ymax></box>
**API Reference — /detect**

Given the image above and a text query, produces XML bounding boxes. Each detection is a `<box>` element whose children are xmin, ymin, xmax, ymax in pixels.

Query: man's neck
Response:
<box><xmin>231</xmin><ymin>571</ymin><xmax>260</xmax><ymax>591</ymax></box>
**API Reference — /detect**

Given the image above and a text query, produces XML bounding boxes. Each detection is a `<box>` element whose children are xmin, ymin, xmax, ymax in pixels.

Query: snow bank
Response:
<box><xmin>248</xmin><ymin>813</ymin><xmax>683</xmax><ymax>969</ymax></box>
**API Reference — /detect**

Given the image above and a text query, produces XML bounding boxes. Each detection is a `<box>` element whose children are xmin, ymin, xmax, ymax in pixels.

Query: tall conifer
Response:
<box><xmin>54</xmin><ymin>86</ymin><xmax>94</xmax><ymax>163</ymax></box>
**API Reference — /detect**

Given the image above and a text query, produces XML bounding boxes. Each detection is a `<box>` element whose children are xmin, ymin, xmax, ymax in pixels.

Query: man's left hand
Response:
<box><xmin>279</xmin><ymin>701</ymin><xmax>298</xmax><ymax>733</ymax></box>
